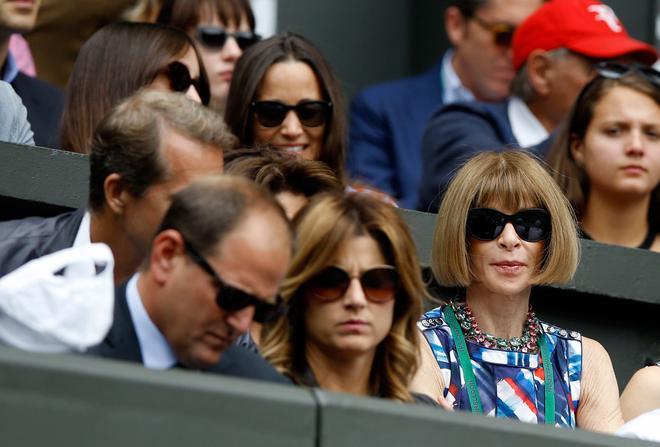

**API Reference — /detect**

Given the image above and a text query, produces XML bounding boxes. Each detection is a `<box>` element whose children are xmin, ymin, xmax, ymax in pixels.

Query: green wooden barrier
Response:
<box><xmin>314</xmin><ymin>390</ymin><xmax>656</xmax><ymax>447</ymax></box>
<box><xmin>0</xmin><ymin>346</ymin><xmax>316</xmax><ymax>446</ymax></box>
<box><xmin>0</xmin><ymin>347</ymin><xmax>656</xmax><ymax>447</ymax></box>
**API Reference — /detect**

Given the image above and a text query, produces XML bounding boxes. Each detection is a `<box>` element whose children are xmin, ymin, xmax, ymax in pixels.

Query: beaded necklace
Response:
<box><xmin>450</xmin><ymin>301</ymin><xmax>540</xmax><ymax>353</ymax></box>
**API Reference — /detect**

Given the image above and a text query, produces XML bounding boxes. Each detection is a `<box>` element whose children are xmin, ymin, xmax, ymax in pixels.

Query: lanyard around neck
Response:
<box><xmin>444</xmin><ymin>305</ymin><xmax>555</xmax><ymax>425</ymax></box>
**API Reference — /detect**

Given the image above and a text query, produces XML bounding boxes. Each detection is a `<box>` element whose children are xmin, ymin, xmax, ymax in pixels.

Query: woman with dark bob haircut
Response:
<box><xmin>224</xmin><ymin>33</ymin><xmax>346</xmax><ymax>180</ymax></box>
<box><xmin>411</xmin><ymin>151</ymin><xmax>623</xmax><ymax>431</ymax></box>
<box><xmin>60</xmin><ymin>21</ymin><xmax>210</xmax><ymax>154</ymax></box>
<box><xmin>547</xmin><ymin>64</ymin><xmax>660</xmax><ymax>251</ymax></box>
<box><xmin>261</xmin><ymin>193</ymin><xmax>429</xmax><ymax>402</ymax></box>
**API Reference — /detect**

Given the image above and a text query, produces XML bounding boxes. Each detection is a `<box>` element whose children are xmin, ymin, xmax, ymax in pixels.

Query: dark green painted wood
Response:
<box><xmin>0</xmin><ymin>346</ymin><xmax>656</xmax><ymax>447</ymax></box>
<box><xmin>0</xmin><ymin>143</ymin><xmax>88</xmax><ymax>211</ymax></box>
<box><xmin>315</xmin><ymin>389</ymin><xmax>656</xmax><ymax>447</ymax></box>
<box><xmin>0</xmin><ymin>346</ymin><xmax>316</xmax><ymax>447</ymax></box>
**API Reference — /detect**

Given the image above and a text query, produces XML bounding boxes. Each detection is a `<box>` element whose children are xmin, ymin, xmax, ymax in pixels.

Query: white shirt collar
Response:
<box><xmin>125</xmin><ymin>273</ymin><xmax>177</xmax><ymax>370</ymax></box>
<box><xmin>507</xmin><ymin>96</ymin><xmax>549</xmax><ymax>148</ymax></box>
<box><xmin>72</xmin><ymin>211</ymin><xmax>91</xmax><ymax>248</ymax></box>
<box><xmin>441</xmin><ymin>50</ymin><xmax>475</xmax><ymax>105</ymax></box>
<box><xmin>64</xmin><ymin>211</ymin><xmax>95</xmax><ymax>277</ymax></box>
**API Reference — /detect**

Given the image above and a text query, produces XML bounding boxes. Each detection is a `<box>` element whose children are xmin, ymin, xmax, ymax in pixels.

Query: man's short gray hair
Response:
<box><xmin>510</xmin><ymin>48</ymin><xmax>570</xmax><ymax>102</ymax></box>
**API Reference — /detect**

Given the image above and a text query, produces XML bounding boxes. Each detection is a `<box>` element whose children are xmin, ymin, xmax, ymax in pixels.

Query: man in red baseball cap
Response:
<box><xmin>418</xmin><ymin>0</ymin><xmax>657</xmax><ymax>212</ymax></box>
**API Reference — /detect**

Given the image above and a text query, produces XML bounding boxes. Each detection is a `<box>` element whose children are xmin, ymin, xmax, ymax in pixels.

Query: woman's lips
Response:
<box><xmin>337</xmin><ymin>319</ymin><xmax>369</xmax><ymax>333</ymax></box>
<box><xmin>218</xmin><ymin>70</ymin><xmax>233</xmax><ymax>82</ymax></box>
<box><xmin>491</xmin><ymin>261</ymin><xmax>526</xmax><ymax>274</ymax></box>
<box><xmin>275</xmin><ymin>145</ymin><xmax>307</xmax><ymax>154</ymax></box>
<box><xmin>621</xmin><ymin>165</ymin><xmax>647</xmax><ymax>175</ymax></box>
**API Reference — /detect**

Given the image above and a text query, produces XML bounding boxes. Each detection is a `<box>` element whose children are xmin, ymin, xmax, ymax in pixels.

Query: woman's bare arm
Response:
<box><xmin>410</xmin><ymin>331</ymin><xmax>450</xmax><ymax>408</ymax></box>
<box><xmin>620</xmin><ymin>365</ymin><xmax>660</xmax><ymax>422</ymax></box>
<box><xmin>576</xmin><ymin>337</ymin><xmax>624</xmax><ymax>432</ymax></box>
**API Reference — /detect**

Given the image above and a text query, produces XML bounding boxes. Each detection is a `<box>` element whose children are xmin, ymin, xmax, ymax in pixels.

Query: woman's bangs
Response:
<box><xmin>472</xmin><ymin>167</ymin><xmax>543</xmax><ymax>211</ymax></box>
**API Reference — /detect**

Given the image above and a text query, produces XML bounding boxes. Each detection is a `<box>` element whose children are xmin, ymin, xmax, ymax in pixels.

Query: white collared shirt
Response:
<box><xmin>125</xmin><ymin>273</ymin><xmax>177</xmax><ymax>369</ymax></box>
<box><xmin>441</xmin><ymin>50</ymin><xmax>475</xmax><ymax>105</ymax></box>
<box><xmin>72</xmin><ymin>211</ymin><xmax>91</xmax><ymax>248</ymax></box>
<box><xmin>64</xmin><ymin>211</ymin><xmax>94</xmax><ymax>277</ymax></box>
<box><xmin>508</xmin><ymin>96</ymin><xmax>549</xmax><ymax>148</ymax></box>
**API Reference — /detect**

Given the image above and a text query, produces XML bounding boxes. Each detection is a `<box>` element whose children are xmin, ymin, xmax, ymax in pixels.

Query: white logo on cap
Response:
<box><xmin>587</xmin><ymin>4</ymin><xmax>622</xmax><ymax>33</ymax></box>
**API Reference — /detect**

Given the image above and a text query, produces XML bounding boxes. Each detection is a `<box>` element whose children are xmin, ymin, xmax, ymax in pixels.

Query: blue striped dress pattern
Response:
<box><xmin>418</xmin><ymin>305</ymin><xmax>582</xmax><ymax>427</ymax></box>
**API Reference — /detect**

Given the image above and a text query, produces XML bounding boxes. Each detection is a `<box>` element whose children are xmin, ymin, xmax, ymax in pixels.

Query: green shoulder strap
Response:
<box><xmin>443</xmin><ymin>305</ymin><xmax>483</xmax><ymax>414</ymax></box>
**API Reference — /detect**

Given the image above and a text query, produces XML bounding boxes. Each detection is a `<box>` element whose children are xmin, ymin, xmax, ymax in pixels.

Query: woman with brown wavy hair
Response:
<box><xmin>261</xmin><ymin>193</ymin><xmax>428</xmax><ymax>402</ymax></box>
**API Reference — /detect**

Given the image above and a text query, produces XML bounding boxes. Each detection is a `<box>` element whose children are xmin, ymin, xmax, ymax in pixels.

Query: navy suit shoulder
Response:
<box><xmin>418</xmin><ymin>99</ymin><xmax>517</xmax><ymax>212</ymax></box>
<box><xmin>0</xmin><ymin>208</ymin><xmax>84</xmax><ymax>277</ymax></box>
<box><xmin>348</xmin><ymin>60</ymin><xmax>444</xmax><ymax>209</ymax></box>
<box><xmin>11</xmin><ymin>72</ymin><xmax>64</xmax><ymax>148</ymax></box>
<box><xmin>86</xmin><ymin>282</ymin><xmax>142</xmax><ymax>362</ymax></box>
<box><xmin>208</xmin><ymin>344</ymin><xmax>292</xmax><ymax>385</ymax></box>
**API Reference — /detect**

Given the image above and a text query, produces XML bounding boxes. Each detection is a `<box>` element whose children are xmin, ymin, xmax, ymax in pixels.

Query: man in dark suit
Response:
<box><xmin>0</xmin><ymin>90</ymin><xmax>233</xmax><ymax>282</ymax></box>
<box><xmin>89</xmin><ymin>176</ymin><xmax>293</xmax><ymax>383</ymax></box>
<box><xmin>0</xmin><ymin>0</ymin><xmax>63</xmax><ymax>147</ymax></box>
<box><xmin>348</xmin><ymin>0</ymin><xmax>543</xmax><ymax>208</ymax></box>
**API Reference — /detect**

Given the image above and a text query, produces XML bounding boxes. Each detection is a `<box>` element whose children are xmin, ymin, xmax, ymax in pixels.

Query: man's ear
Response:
<box><xmin>526</xmin><ymin>49</ymin><xmax>554</xmax><ymax>97</ymax></box>
<box><xmin>445</xmin><ymin>6</ymin><xmax>468</xmax><ymax>47</ymax></box>
<box><xmin>149</xmin><ymin>229</ymin><xmax>186</xmax><ymax>285</ymax></box>
<box><xmin>103</xmin><ymin>173</ymin><xmax>129</xmax><ymax>216</ymax></box>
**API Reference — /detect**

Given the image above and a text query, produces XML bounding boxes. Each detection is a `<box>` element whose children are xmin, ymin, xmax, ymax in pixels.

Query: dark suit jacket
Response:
<box><xmin>12</xmin><ymin>71</ymin><xmax>64</xmax><ymax>148</ymax></box>
<box><xmin>347</xmin><ymin>59</ymin><xmax>444</xmax><ymax>209</ymax></box>
<box><xmin>418</xmin><ymin>99</ymin><xmax>553</xmax><ymax>213</ymax></box>
<box><xmin>0</xmin><ymin>208</ymin><xmax>84</xmax><ymax>278</ymax></box>
<box><xmin>88</xmin><ymin>282</ymin><xmax>291</xmax><ymax>385</ymax></box>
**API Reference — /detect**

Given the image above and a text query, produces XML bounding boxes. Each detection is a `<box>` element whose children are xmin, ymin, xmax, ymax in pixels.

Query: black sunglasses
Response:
<box><xmin>196</xmin><ymin>26</ymin><xmax>261</xmax><ymax>51</ymax></box>
<box><xmin>251</xmin><ymin>100</ymin><xmax>332</xmax><ymax>128</ymax></box>
<box><xmin>593</xmin><ymin>62</ymin><xmax>660</xmax><ymax>88</ymax></box>
<box><xmin>306</xmin><ymin>266</ymin><xmax>400</xmax><ymax>303</ymax></box>
<box><xmin>164</xmin><ymin>61</ymin><xmax>210</xmax><ymax>106</ymax></box>
<box><xmin>185</xmin><ymin>242</ymin><xmax>286</xmax><ymax>324</ymax></box>
<box><xmin>467</xmin><ymin>208</ymin><xmax>551</xmax><ymax>242</ymax></box>
<box><xmin>471</xmin><ymin>15</ymin><xmax>516</xmax><ymax>47</ymax></box>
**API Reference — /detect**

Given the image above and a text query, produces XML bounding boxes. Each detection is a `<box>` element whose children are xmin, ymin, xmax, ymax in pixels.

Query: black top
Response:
<box><xmin>580</xmin><ymin>226</ymin><xmax>656</xmax><ymax>250</ymax></box>
<box><xmin>292</xmin><ymin>364</ymin><xmax>438</xmax><ymax>406</ymax></box>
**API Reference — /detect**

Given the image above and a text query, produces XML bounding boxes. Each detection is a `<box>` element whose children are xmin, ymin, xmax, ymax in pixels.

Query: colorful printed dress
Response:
<box><xmin>418</xmin><ymin>306</ymin><xmax>582</xmax><ymax>427</ymax></box>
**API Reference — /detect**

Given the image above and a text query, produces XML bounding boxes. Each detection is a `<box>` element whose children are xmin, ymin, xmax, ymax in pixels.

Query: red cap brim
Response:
<box><xmin>567</xmin><ymin>35</ymin><xmax>658</xmax><ymax>65</ymax></box>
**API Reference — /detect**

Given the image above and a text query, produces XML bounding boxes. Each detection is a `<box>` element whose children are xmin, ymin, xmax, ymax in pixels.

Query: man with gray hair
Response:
<box><xmin>418</xmin><ymin>0</ymin><xmax>657</xmax><ymax>212</ymax></box>
<box><xmin>89</xmin><ymin>175</ymin><xmax>293</xmax><ymax>383</ymax></box>
<box><xmin>0</xmin><ymin>89</ymin><xmax>233</xmax><ymax>282</ymax></box>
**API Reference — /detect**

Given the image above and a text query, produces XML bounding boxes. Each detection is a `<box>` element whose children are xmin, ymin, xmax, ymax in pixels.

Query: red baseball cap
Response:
<box><xmin>512</xmin><ymin>0</ymin><xmax>658</xmax><ymax>70</ymax></box>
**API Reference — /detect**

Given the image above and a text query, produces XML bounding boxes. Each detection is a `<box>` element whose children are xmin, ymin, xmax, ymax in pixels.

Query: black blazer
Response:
<box><xmin>0</xmin><ymin>208</ymin><xmax>85</xmax><ymax>278</ymax></box>
<box><xmin>12</xmin><ymin>72</ymin><xmax>64</xmax><ymax>148</ymax></box>
<box><xmin>88</xmin><ymin>281</ymin><xmax>291</xmax><ymax>385</ymax></box>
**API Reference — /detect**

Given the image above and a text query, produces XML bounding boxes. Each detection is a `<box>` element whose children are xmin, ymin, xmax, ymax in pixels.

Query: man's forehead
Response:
<box><xmin>160</xmin><ymin>131</ymin><xmax>223</xmax><ymax>177</ymax></box>
<box><xmin>211</xmin><ymin>219</ymin><xmax>291</xmax><ymax>302</ymax></box>
<box><xmin>479</xmin><ymin>0</ymin><xmax>543</xmax><ymax>24</ymax></box>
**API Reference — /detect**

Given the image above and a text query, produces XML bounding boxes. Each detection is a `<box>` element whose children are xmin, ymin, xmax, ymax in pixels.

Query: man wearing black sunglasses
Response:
<box><xmin>89</xmin><ymin>176</ymin><xmax>293</xmax><ymax>383</ymax></box>
<box><xmin>349</xmin><ymin>0</ymin><xmax>543</xmax><ymax>209</ymax></box>
<box><xmin>419</xmin><ymin>0</ymin><xmax>658</xmax><ymax>213</ymax></box>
